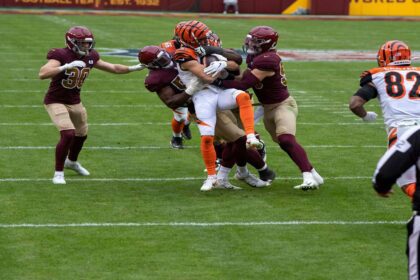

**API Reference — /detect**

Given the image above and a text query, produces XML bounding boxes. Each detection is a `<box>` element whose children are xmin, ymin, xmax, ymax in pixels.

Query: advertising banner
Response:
<box><xmin>1</xmin><ymin>0</ymin><xmax>197</xmax><ymax>11</ymax></box>
<box><xmin>349</xmin><ymin>0</ymin><xmax>420</xmax><ymax>16</ymax></box>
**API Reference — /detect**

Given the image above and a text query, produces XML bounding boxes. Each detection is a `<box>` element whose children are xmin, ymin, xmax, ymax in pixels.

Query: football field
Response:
<box><xmin>1</xmin><ymin>11</ymin><xmax>419</xmax><ymax>279</ymax></box>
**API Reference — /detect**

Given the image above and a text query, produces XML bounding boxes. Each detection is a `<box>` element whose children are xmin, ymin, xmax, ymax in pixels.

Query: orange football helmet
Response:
<box><xmin>173</xmin><ymin>21</ymin><xmax>187</xmax><ymax>39</ymax></box>
<box><xmin>377</xmin><ymin>40</ymin><xmax>411</xmax><ymax>67</ymax></box>
<box><xmin>177</xmin><ymin>20</ymin><xmax>212</xmax><ymax>48</ymax></box>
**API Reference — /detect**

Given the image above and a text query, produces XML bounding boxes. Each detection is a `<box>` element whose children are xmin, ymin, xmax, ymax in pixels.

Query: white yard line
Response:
<box><xmin>0</xmin><ymin>176</ymin><xmax>372</xmax><ymax>182</ymax></box>
<box><xmin>0</xmin><ymin>220</ymin><xmax>405</xmax><ymax>228</ymax></box>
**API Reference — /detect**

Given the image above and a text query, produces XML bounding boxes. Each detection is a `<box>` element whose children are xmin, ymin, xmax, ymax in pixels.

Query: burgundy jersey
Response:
<box><xmin>44</xmin><ymin>48</ymin><xmax>100</xmax><ymax>105</ymax></box>
<box><xmin>247</xmin><ymin>50</ymin><xmax>289</xmax><ymax>104</ymax></box>
<box><xmin>145</xmin><ymin>67</ymin><xmax>185</xmax><ymax>94</ymax></box>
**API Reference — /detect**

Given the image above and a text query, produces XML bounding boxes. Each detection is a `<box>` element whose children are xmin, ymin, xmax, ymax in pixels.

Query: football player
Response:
<box><xmin>173</xmin><ymin>20</ymin><xmax>263</xmax><ymax>191</ymax></box>
<box><xmin>39</xmin><ymin>26</ymin><xmax>145</xmax><ymax>184</ymax></box>
<box><xmin>209</xmin><ymin>26</ymin><xmax>324</xmax><ymax>191</ymax></box>
<box><xmin>372</xmin><ymin>126</ymin><xmax>420</xmax><ymax>279</ymax></box>
<box><xmin>138</xmin><ymin>46</ymin><xmax>273</xmax><ymax>189</ymax></box>
<box><xmin>160</xmin><ymin>21</ymin><xmax>192</xmax><ymax>148</ymax></box>
<box><xmin>138</xmin><ymin>45</ymin><xmax>203</xmax><ymax>123</ymax></box>
<box><xmin>349</xmin><ymin>40</ymin><xmax>420</xmax><ymax>198</ymax></box>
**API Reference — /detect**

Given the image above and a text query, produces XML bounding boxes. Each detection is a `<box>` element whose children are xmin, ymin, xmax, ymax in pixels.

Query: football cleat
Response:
<box><xmin>64</xmin><ymin>159</ymin><xmax>90</xmax><ymax>176</ymax></box>
<box><xmin>52</xmin><ymin>172</ymin><xmax>66</xmax><ymax>184</ymax></box>
<box><xmin>214</xmin><ymin>179</ymin><xmax>242</xmax><ymax>190</ymax></box>
<box><xmin>235</xmin><ymin>171</ymin><xmax>269</xmax><ymax>188</ymax></box>
<box><xmin>170</xmin><ymin>136</ymin><xmax>184</xmax><ymax>149</ymax></box>
<box><xmin>246</xmin><ymin>134</ymin><xmax>264</xmax><ymax>149</ymax></box>
<box><xmin>200</xmin><ymin>175</ymin><xmax>217</xmax><ymax>191</ymax></box>
<box><xmin>182</xmin><ymin>124</ymin><xmax>192</xmax><ymax>140</ymax></box>
<box><xmin>311</xmin><ymin>168</ymin><xmax>324</xmax><ymax>185</ymax></box>
<box><xmin>258</xmin><ymin>167</ymin><xmax>276</xmax><ymax>184</ymax></box>
<box><xmin>294</xmin><ymin>172</ymin><xmax>319</xmax><ymax>191</ymax></box>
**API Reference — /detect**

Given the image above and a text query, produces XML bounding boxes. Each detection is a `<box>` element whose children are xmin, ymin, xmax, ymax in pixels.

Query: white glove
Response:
<box><xmin>59</xmin><ymin>60</ymin><xmax>86</xmax><ymax>71</ymax></box>
<box><xmin>204</xmin><ymin>60</ymin><xmax>228</xmax><ymax>77</ymax></box>
<box><xmin>128</xmin><ymin>64</ymin><xmax>146</xmax><ymax>72</ymax></box>
<box><xmin>362</xmin><ymin>111</ymin><xmax>377</xmax><ymax>122</ymax></box>
<box><xmin>185</xmin><ymin>77</ymin><xmax>205</xmax><ymax>96</ymax></box>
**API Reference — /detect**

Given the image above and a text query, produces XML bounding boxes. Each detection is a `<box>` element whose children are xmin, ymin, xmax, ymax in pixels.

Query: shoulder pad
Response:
<box><xmin>252</xmin><ymin>52</ymin><xmax>280</xmax><ymax>71</ymax></box>
<box><xmin>46</xmin><ymin>48</ymin><xmax>67</xmax><ymax>60</ymax></box>
<box><xmin>89</xmin><ymin>49</ymin><xmax>100</xmax><ymax>61</ymax></box>
<box><xmin>174</xmin><ymin>47</ymin><xmax>198</xmax><ymax>63</ymax></box>
<box><xmin>160</xmin><ymin>40</ymin><xmax>177</xmax><ymax>56</ymax></box>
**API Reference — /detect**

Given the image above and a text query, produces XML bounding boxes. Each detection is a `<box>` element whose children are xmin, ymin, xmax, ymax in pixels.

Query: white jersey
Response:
<box><xmin>174</xmin><ymin>54</ymin><xmax>242</xmax><ymax>136</ymax></box>
<box><xmin>176</xmin><ymin>63</ymin><xmax>220</xmax><ymax>94</ymax></box>
<box><xmin>368</xmin><ymin>66</ymin><xmax>420</xmax><ymax>128</ymax></box>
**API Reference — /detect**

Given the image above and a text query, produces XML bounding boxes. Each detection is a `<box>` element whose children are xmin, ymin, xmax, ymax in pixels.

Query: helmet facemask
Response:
<box><xmin>243</xmin><ymin>34</ymin><xmax>275</xmax><ymax>55</ymax></box>
<box><xmin>68</xmin><ymin>37</ymin><xmax>95</xmax><ymax>56</ymax></box>
<box><xmin>139</xmin><ymin>46</ymin><xmax>173</xmax><ymax>69</ymax></box>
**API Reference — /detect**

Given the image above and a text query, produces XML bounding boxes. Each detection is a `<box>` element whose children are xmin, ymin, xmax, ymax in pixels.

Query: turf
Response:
<box><xmin>1</xmin><ymin>12</ymin><xmax>419</xmax><ymax>279</ymax></box>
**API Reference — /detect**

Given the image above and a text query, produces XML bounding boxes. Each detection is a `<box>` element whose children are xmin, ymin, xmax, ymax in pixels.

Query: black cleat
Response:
<box><xmin>170</xmin><ymin>136</ymin><xmax>184</xmax><ymax>149</ymax></box>
<box><xmin>259</xmin><ymin>167</ymin><xmax>276</xmax><ymax>183</ymax></box>
<box><xmin>182</xmin><ymin>124</ymin><xmax>192</xmax><ymax>140</ymax></box>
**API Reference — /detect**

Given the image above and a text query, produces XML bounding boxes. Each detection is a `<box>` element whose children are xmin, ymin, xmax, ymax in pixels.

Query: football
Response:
<box><xmin>202</xmin><ymin>54</ymin><xmax>228</xmax><ymax>78</ymax></box>
<box><xmin>202</xmin><ymin>54</ymin><xmax>220</xmax><ymax>67</ymax></box>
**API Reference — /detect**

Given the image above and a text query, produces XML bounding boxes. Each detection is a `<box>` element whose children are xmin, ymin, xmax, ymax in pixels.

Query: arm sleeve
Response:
<box><xmin>354</xmin><ymin>84</ymin><xmax>378</xmax><ymax>101</ymax></box>
<box><xmin>219</xmin><ymin>70</ymin><xmax>260</xmax><ymax>91</ymax></box>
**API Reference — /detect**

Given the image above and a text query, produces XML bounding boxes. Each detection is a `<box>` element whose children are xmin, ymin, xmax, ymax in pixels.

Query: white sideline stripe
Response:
<box><xmin>0</xmin><ymin>122</ymin><xmax>383</xmax><ymax>126</ymax></box>
<box><xmin>0</xmin><ymin>145</ymin><xmax>385</xmax><ymax>150</ymax></box>
<box><xmin>0</xmin><ymin>176</ymin><xmax>372</xmax><ymax>182</ymax></box>
<box><xmin>0</xmin><ymin>221</ymin><xmax>406</xmax><ymax>228</ymax></box>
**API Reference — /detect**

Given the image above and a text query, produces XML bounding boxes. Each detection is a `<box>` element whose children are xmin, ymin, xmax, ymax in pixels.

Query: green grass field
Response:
<box><xmin>1</xmin><ymin>12</ymin><xmax>419</xmax><ymax>279</ymax></box>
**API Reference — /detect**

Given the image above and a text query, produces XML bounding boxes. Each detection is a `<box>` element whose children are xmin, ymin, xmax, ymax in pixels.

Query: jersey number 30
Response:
<box><xmin>62</xmin><ymin>68</ymin><xmax>90</xmax><ymax>90</ymax></box>
<box><xmin>385</xmin><ymin>71</ymin><xmax>420</xmax><ymax>100</ymax></box>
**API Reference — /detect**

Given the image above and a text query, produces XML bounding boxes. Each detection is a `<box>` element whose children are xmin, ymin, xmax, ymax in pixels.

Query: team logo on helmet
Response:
<box><xmin>377</xmin><ymin>40</ymin><xmax>411</xmax><ymax>67</ymax></box>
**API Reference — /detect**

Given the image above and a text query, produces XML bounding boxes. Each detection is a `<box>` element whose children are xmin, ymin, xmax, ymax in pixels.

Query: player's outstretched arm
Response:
<box><xmin>94</xmin><ymin>59</ymin><xmax>145</xmax><ymax>74</ymax></box>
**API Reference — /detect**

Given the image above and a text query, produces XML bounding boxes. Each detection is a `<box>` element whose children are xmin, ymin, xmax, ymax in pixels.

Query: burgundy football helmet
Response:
<box><xmin>244</xmin><ymin>26</ymin><xmax>278</xmax><ymax>55</ymax></box>
<box><xmin>65</xmin><ymin>26</ymin><xmax>95</xmax><ymax>56</ymax></box>
<box><xmin>138</xmin><ymin>46</ymin><xmax>173</xmax><ymax>69</ymax></box>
